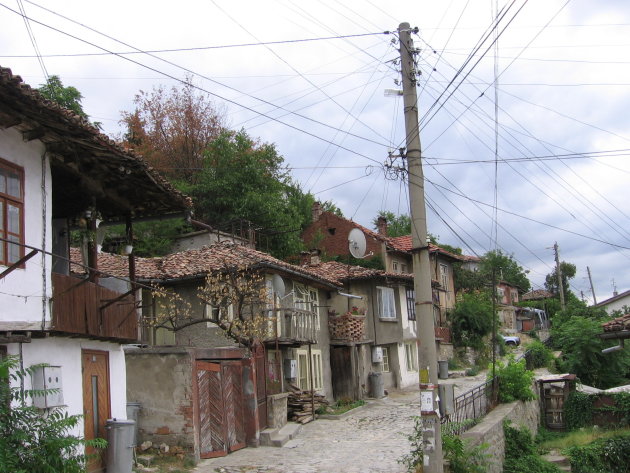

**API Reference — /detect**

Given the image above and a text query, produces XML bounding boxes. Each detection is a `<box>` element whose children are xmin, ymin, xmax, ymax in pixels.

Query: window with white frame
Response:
<box><xmin>0</xmin><ymin>159</ymin><xmax>24</xmax><ymax>265</ymax></box>
<box><xmin>296</xmin><ymin>348</ymin><xmax>323</xmax><ymax>391</ymax></box>
<box><xmin>203</xmin><ymin>304</ymin><xmax>233</xmax><ymax>328</ymax></box>
<box><xmin>376</xmin><ymin>286</ymin><xmax>396</xmax><ymax>319</ymax></box>
<box><xmin>293</xmin><ymin>283</ymin><xmax>320</xmax><ymax>326</ymax></box>
<box><xmin>439</xmin><ymin>263</ymin><xmax>449</xmax><ymax>290</ymax></box>
<box><xmin>405</xmin><ymin>341</ymin><xmax>418</xmax><ymax>372</ymax></box>
<box><xmin>381</xmin><ymin>347</ymin><xmax>390</xmax><ymax>372</ymax></box>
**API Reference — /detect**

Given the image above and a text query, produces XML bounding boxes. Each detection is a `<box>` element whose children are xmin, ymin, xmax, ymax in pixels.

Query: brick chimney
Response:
<box><xmin>376</xmin><ymin>215</ymin><xmax>388</xmax><ymax>236</ymax></box>
<box><xmin>310</xmin><ymin>248</ymin><xmax>321</xmax><ymax>265</ymax></box>
<box><xmin>312</xmin><ymin>201</ymin><xmax>322</xmax><ymax>222</ymax></box>
<box><xmin>300</xmin><ymin>251</ymin><xmax>310</xmax><ymax>266</ymax></box>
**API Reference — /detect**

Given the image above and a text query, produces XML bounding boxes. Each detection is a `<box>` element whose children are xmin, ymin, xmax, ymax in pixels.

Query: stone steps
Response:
<box><xmin>259</xmin><ymin>422</ymin><xmax>303</xmax><ymax>447</ymax></box>
<box><xmin>542</xmin><ymin>452</ymin><xmax>571</xmax><ymax>472</ymax></box>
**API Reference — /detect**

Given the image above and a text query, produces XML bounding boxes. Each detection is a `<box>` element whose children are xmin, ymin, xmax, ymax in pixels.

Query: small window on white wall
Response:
<box><xmin>405</xmin><ymin>342</ymin><xmax>418</xmax><ymax>372</ymax></box>
<box><xmin>377</xmin><ymin>286</ymin><xmax>396</xmax><ymax>319</ymax></box>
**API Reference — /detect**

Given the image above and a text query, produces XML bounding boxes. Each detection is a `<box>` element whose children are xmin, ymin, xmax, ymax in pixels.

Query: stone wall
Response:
<box><xmin>460</xmin><ymin>398</ymin><xmax>540</xmax><ymax>473</ymax></box>
<box><xmin>267</xmin><ymin>393</ymin><xmax>289</xmax><ymax>429</ymax></box>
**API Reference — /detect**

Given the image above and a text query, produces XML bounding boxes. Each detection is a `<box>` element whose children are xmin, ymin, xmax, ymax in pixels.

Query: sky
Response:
<box><xmin>1</xmin><ymin>0</ymin><xmax>630</xmax><ymax>304</ymax></box>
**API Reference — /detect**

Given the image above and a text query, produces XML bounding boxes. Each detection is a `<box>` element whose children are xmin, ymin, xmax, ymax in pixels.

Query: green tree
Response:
<box><xmin>450</xmin><ymin>292</ymin><xmax>494</xmax><ymax>349</ymax></box>
<box><xmin>177</xmin><ymin>129</ymin><xmax>312</xmax><ymax>258</ymax></box>
<box><xmin>0</xmin><ymin>356</ymin><xmax>106</xmax><ymax>472</ymax></box>
<box><xmin>37</xmin><ymin>75</ymin><xmax>88</xmax><ymax>119</ymax></box>
<box><xmin>373</xmin><ymin>211</ymin><xmax>411</xmax><ymax>237</ymax></box>
<box><xmin>480</xmin><ymin>250</ymin><xmax>531</xmax><ymax>292</ymax></box>
<box><xmin>545</xmin><ymin>261</ymin><xmax>577</xmax><ymax>302</ymax></box>
<box><xmin>552</xmin><ymin>308</ymin><xmax>630</xmax><ymax>389</ymax></box>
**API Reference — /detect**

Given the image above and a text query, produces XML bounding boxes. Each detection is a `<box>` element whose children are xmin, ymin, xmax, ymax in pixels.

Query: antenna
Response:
<box><xmin>271</xmin><ymin>274</ymin><xmax>285</xmax><ymax>298</ymax></box>
<box><xmin>348</xmin><ymin>228</ymin><xmax>367</xmax><ymax>259</ymax></box>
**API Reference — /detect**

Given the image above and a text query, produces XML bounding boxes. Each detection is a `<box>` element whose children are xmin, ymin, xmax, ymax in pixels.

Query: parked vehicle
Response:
<box><xmin>501</xmin><ymin>334</ymin><xmax>521</xmax><ymax>346</ymax></box>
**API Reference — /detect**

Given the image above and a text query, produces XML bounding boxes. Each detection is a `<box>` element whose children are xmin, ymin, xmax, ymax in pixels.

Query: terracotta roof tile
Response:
<box><xmin>304</xmin><ymin>260</ymin><xmax>413</xmax><ymax>285</ymax></box>
<box><xmin>602</xmin><ymin>313</ymin><xmax>630</xmax><ymax>333</ymax></box>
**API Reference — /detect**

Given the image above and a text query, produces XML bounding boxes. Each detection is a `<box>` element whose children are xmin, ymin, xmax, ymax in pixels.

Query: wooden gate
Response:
<box><xmin>253</xmin><ymin>344</ymin><xmax>268</xmax><ymax>430</ymax></box>
<box><xmin>539</xmin><ymin>375</ymin><xmax>576</xmax><ymax>431</ymax></box>
<box><xmin>196</xmin><ymin>360</ymin><xmax>246</xmax><ymax>458</ymax></box>
<box><xmin>330</xmin><ymin>346</ymin><xmax>356</xmax><ymax>400</ymax></box>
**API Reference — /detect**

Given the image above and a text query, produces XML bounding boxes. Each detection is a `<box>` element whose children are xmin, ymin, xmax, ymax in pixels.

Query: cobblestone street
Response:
<box><xmin>194</xmin><ymin>388</ymin><xmax>421</xmax><ymax>473</ymax></box>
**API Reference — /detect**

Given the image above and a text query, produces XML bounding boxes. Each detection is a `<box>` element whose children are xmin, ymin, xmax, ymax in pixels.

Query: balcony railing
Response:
<box><xmin>51</xmin><ymin>273</ymin><xmax>138</xmax><ymax>341</ymax></box>
<box><xmin>264</xmin><ymin>307</ymin><xmax>319</xmax><ymax>344</ymax></box>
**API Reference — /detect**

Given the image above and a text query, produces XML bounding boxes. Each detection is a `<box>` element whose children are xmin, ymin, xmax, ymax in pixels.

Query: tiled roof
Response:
<box><xmin>303</xmin><ymin>260</ymin><xmax>413</xmax><ymax>285</ymax></box>
<box><xmin>70</xmin><ymin>242</ymin><xmax>340</xmax><ymax>288</ymax></box>
<box><xmin>602</xmin><ymin>313</ymin><xmax>630</xmax><ymax>333</ymax></box>
<box><xmin>522</xmin><ymin>289</ymin><xmax>553</xmax><ymax>301</ymax></box>
<box><xmin>385</xmin><ymin>236</ymin><xmax>464</xmax><ymax>261</ymax></box>
<box><xmin>0</xmin><ymin>66</ymin><xmax>192</xmax><ymax>217</ymax></box>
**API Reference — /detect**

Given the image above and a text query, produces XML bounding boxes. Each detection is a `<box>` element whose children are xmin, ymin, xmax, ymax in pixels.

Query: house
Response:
<box><xmin>302</xmin><ymin>258</ymin><xmax>420</xmax><ymax>397</ymax></box>
<box><xmin>496</xmin><ymin>280</ymin><xmax>520</xmax><ymax>333</ymax></box>
<box><xmin>301</xmin><ymin>203</ymin><xmax>459</xmax><ymax>359</ymax></box>
<box><xmin>87</xmin><ymin>241</ymin><xmax>342</xmax><ymax>458</ymax></box>
<box><xmin>594</xmin><ymin>289</ymin><xmax>630</xmax><ymax>316</ymax></box>
<box><xmin>600</xmin><ymin>313</ymin><xmax>630</xmax><ymax>343</ymax></box>
<box><xmin>0</xmin><ymin>66</ymin><xmax>190</xmax><ymax>471</ymax></box>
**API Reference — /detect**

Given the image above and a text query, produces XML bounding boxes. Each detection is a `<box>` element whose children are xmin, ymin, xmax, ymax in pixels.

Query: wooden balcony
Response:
<box><xmin>51</xmin><ymin>273</ymin><xmax>139</xmax><ymax>342</ymax></box>
<box><xmin>264</xmin><ymin>308</ymin><xmax>319</xmax><ymax>345</ymax></box>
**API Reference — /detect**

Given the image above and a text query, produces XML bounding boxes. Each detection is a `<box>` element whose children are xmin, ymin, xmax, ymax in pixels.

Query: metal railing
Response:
<box><xmin>442</xmin><ymin>377</ymin><xmax>498</xmax><ymax>435</ymax></box>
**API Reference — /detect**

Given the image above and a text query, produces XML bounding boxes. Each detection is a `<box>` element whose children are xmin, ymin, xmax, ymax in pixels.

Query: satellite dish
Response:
<box><xmin>348</xmin><ymin>228</ymin><xmax>367</xmax><ymax>258</ymax></box>
<box><xmin>271</xmin><ymin>274</ymin><xmax>285</xmax><ymax>298</ymax></box>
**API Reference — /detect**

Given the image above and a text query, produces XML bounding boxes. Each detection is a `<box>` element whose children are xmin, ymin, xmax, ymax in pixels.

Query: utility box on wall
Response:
<box><xmin>31</xmin><ymin>366</ymin><xmax>64</xmax><ymax>408</ymax></box>
<box><xmin>284</xmin><ymin>359</ymin><xmax>297</xmax><ymax>379</ymax></box>
<box><xmin>372</xmin><ymin>346</ymin><xmax>383</xmax><ymax>363</ymax></box>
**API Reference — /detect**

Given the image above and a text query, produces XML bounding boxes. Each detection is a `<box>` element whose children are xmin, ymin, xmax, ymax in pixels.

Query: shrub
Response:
<box><xmin>0</xmin><ymin>356</ymin><xmax>106</xmax><ymax>472</ymax></box>
<box><xmin>492</xmin><ymin>356</ymin><xmax>536</xmax><ymax>403</ymax></box>
<box><xmin>524</xmin><ymin>339</ymin><xmax>554</xmax><ymax>370</ymax></box>
<box><xmin>398</xmin><ymin>416</ymin><xmax>423</xmax><ymax>473</ymax></box>
<box><xmin>503</xmin><ymin>421</ymin><xmax>561</xmax><ymax>473</ymax></box>
<box><xmin>442</xmin><ymin>433</ymin><xmax>490</xmax><ymax>473</ymax></box>
<box><xmin>566</xmin><ymin>431</ymin><xmax>630</xmax><ymax>473</ymax></box>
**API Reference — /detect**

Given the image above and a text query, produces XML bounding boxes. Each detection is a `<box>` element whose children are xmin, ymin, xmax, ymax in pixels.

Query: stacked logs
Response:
<box><xmin>287</xmin><ymin>384</ymin><xmax>329</xmax><ymax>424</ymax></box>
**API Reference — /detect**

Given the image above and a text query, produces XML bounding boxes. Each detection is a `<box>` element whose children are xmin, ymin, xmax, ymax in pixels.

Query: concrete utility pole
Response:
<box><xmin>553</xmin><ymin>242</ymin><xmax>566</xmax><ymax>311</ymax></box>
<box><xmin>399</xmin><ymin>22</ymin><xmax>444</xmax><ymax>473</ymax></box>
<box><xmin>587</xmin><ymin>266</ymin><xmax>597</xmax><ymax>305</ymax></box>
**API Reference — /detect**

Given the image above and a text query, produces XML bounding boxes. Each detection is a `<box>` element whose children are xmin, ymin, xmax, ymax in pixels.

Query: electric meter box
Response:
<box><xmin>31</xmin><ymin>366</ymin><xmax>64</xmax><ymax>408</ymax></box>
<box><xmin>372</xmin><ymin>346</ymin><xmax>383</xmax><ymax>363</ymax></box>
<box><xmin>284</xmin><ymin>359</ymin><xmax>297</xmax><ymax>379</ymax></box>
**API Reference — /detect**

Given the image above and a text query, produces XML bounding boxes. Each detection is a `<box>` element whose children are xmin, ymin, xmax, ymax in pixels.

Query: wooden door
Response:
<box><xmin>82</xmin><ymin>350</ymin><xmax>110</xmax><ymax>472</ymax></box>
<box><xmin>222</xmin><ymin>361</ymin><xmax>246</xmax><ymax>452</ymax></box>
<box><xmin>543</xmin><ymin>385</ymin><xmax>566</xmax><ymax>430</ymax></box>
<box><xmin>253</xmin><ymin>344</ymin><xmax>268</xmax><ymax>430</ymax></box>
<box><xmin>197</xmin><ymin>361</ymin><xmax>227</xmax><ymax>458</ymax></box>
<box><xmin>330</xmin><ymin>346</ymin><xmax>355</xmax><ymax>400</ymax></box>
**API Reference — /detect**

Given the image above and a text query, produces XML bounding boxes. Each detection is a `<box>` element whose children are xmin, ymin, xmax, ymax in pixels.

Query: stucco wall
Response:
<box><xmin>125</xmin><ymin>349</ymin><xmax>197</xmax><ymax>453</ymax></box>
<box><xmin>0</xmin><ymin>127</ymin><xmax>52</xmax><ymax>326</ymax></box>
<box><xmin>460</xmin><ymin>398</ymin><xmax>540</xmax><ymax>473</ymax></box>
<box><xmin>6</xmin><ymin>337</ymin><xmax>127</xmax><ymax>437</ymax></box>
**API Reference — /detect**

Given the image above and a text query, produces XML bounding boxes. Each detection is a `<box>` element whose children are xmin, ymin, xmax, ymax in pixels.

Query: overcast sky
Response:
<box><xmin>2</xmin><ymin>0</ymin><xmax>629</xmax><ymax>304</ymax></box>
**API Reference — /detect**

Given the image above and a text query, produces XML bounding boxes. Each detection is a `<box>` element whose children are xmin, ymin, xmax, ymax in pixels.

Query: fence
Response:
<box><xmin>442</xmin><ymin>377</ymin><xmax>498</xmax><ymax>435</ymax></box>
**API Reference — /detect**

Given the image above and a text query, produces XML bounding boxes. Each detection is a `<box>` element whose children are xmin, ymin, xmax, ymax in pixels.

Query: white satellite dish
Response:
<box><xmin>271</xmin><ymin>274</ymin><xmax>285</xmax><ymax>298</ymax></box>
<box><xmin>348</xmin><ymin>228</ymin><xmax>367</xmax><ymax>258</ymax></box>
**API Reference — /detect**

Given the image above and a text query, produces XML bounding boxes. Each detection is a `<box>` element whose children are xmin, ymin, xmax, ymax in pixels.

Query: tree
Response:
<box><xmin>178</xmin><ymin>129</ymin><xmax>312</xmax><ymax>258</ymax></box>
<box><xmin>373</xmin><ymin>211</ymin><xmax>410</xmax><ymax>237</ymax></box>
<box><xmin>545</xmin><ymin>261</ymin><xmax>576</xmax><ymax>302</ymax></box>
<box><xmin>450</xmin><ymin>292</ymin><xmax>494</xmax><ymax>350</ymax></box>
<box><xmin>120</xmin><ymin>79</ymin><xmax>226</xmax><ymax>183</ymax></box>
<box><xmin>0</xmin><ymin>356</ymin><xmax>106</xmax><ymax>472</ymax></box>
<box><xmin>37</xmin><ymin>75</ymin><xmax>88</xmax><ymax>119</ymax></box>
<box><xmin>480</xmin><ymin>250</ymin><xmax>531</xmax><ymax>293</ymax></box>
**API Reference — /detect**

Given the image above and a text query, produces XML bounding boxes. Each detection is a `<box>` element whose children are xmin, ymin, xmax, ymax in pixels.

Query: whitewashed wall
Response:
<box><xmin>6</xmin><ymin>338</ymin><xmax>128</xmax><ymax>436</ymax></box>
<box><xmin>0</xmin><ymin>127</ymin><xmax>52</xmax><ymax>326</ymax></box>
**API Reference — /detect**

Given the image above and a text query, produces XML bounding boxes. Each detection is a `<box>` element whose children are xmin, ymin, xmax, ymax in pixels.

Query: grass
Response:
<box><xmin>538</xmin><ymin>426</ymin><xmax>630</xmax><ymax>451</ymax></box>
<box><xmin>323</xmin><ymin>398</ymin><xmax>366</xmax><ymax>415</ymax></box>
<box><xmin>134</xmin><ymin>454</ymin><xmax>195</xmax><ymax>473</ymax></box>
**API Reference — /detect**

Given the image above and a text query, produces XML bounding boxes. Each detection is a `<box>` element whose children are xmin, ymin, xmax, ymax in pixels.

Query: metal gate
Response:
<box><xmin>196</xmin><ymin>360</ymin><xmax>246</xmax><ymax>458</ymax></box>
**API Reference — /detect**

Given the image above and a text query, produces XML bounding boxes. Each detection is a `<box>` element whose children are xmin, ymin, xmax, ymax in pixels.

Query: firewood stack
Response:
<box><xmin>287</xmin><ymin>384</ymin><xmax>329</xmax><ymax>424</ymax></box>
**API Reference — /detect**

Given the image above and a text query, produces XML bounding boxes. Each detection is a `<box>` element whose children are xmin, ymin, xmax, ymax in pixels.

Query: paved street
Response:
<box><xmin>194</xmin><ymin>388</ymin><xmax>421</xmax><ymax>473</ymax></box>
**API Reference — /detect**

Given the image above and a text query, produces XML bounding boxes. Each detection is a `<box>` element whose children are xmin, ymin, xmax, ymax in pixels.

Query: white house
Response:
<box><xmin>0</xmin><ymin>66</ymin><xmax>190</xmax><ymax>471</ymax></box>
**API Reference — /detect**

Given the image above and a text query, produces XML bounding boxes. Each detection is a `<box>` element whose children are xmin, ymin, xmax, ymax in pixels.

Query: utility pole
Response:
<box><xmin>553</xmin><ymin>242</ymin><xmax>565</xmax><ymax>311</ymax></box>
<box><xmin>399</xmin><ymin>22</ymin><xmax>444</xmax><ymax>473</ymax></box>
<box><xmin>587</xmin><ymin>266</ymin><xmax>597</xmax><ymax>305</ymax></box>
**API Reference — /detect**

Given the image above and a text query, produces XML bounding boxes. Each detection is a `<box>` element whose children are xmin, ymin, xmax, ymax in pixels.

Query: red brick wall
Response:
<box><xmin>301</xmin><ymin>212</ymin><xmax>384</xmax><ymax>260</ymax></box>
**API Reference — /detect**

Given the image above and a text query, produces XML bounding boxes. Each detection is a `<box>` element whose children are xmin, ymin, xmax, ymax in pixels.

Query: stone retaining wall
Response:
<box><xmin>460</xmin><ymin>398</ymin><xmax>540</xmax><ymax>473</ymax></box>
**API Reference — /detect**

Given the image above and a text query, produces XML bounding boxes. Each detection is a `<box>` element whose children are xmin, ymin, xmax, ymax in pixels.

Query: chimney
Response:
<box><xmin>312</xmin><ymin>201</ymin><xmax>322</xmax><ymax>222</ymax></box>
<box><xmin>300</xmin><ymin>251</ymin><xmax>310</xmax><ymax>266</ymax></box>
<box><xmin>376</xmin><ymin>215</ymin><xmax>388</xmax><ymax>236</ymax></box>
<box><xmin>310</xmin><ymin>248</ymin><xmax>321</xmax><ymax>265</ymax></box>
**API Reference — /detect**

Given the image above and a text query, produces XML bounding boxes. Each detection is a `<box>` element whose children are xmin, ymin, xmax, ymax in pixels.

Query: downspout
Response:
<box><xmin>41</xmin><ymin>152</ymin><xmax>47</xmax><ymax>331</ymax></box>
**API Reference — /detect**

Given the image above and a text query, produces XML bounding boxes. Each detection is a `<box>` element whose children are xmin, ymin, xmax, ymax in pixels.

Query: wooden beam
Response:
<box><xmin>0</xmin><ymin>113</ymin><xmax>21</xmax><ymax>129</ymax></box>
<box><xmin>22</xmin><ymin>127</ymin><xmax>46</xmax><ymax>141</ymax></box>
<box><xmin>0</xmin><ymin>249</ymin><xmax>38</xmax><ymax>280</ymax></box>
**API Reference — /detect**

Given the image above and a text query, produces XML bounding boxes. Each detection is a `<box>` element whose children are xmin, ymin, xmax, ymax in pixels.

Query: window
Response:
<box><xmin>376</xmin><ymin>286</ymin><xmax>396</xmax><ymax>319</ymax></box>
<box><xmin>511</xmin><ymin>290</ymin><xmax>518</xmax><ymax>304</ymax></box>
<box><xmin>381</xmin><ymin>347</ymin><xmax>390</xmax><ymax>373</ymax></box>
<box><xmin>406</xmin><ymin>288</ymin><xmax>416</xmax><ymax>320</ymax></box>
<box><xmin>496</xmin><ymin>287</ymin><xmax>505</xmax><ymax>300</ymax></box>
<box><xmin>439</xmin><ymin>263</ymin><xmax>449</xmax><ymax>290</ymax></box>
<box><xmin>392</xmin><ymin>261</ymin><xmax>399</xmax><ymax>272</ymax></box>
<box><xmin>0</xmin><ymin>160</ymin><xmax>24</xmax><ymax>265</ymax></box>
<box><xmin>296</xmin><ymin>348</ymin><xmax>323</xmax><ymax>391</ymax></box>
<box><xmin>293</xmin><ymin>284</ymin><xmax>320</xmax><ymax>324</ymax></box>
<box><xmin>203</xmin><ymin>304</ymin><xmax>233</xmax><ymax>328</ymax></box>
<box><xmin>401</xmin><ymin>263</ymin><xmax>407</xmax><ymax>273</ymax></box>
<box><xmin>405</xmin><ymin>342</ymin><xmax>418</xmax><ymax>372</ymax></box>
